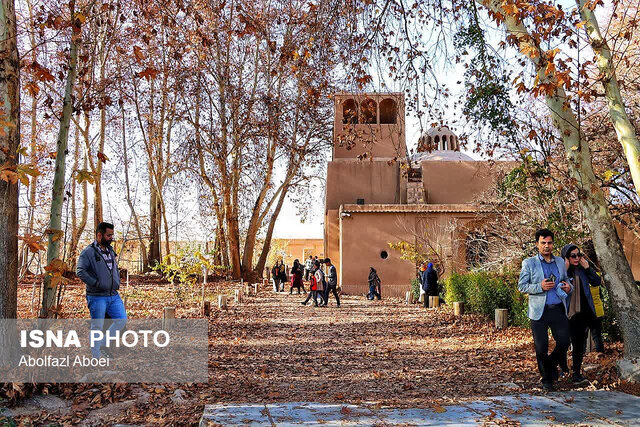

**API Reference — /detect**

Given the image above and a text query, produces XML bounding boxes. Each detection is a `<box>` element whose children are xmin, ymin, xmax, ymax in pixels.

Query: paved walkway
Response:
<box><xmin>200</xmin><ymin>390</ymin><xmax>640</xmax><ymax>426</ymax></box>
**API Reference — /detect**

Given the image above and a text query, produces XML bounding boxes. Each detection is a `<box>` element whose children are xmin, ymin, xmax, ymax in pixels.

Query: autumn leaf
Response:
<box><xmin>138</xmin><ymin>67</ymin><xmax>159</xmax><ymax>80</ymax></box>
<box><xmin>433</xmin><ymin>405</ymin><xmax>447</xmax><ymax>413</ymax></box>
<box><xmin>45</xmin><ymin>258</ymin><xmax>69</xmax><ymax>274</ymax></box>
<box><xmin>16</xmin><ymin>164</ymin><xmax>41</xmax><ymax>186</ymax></box>
<box><xmin>76</xmin><ymin>169</ymin><xmax>96</xmax><ymax>184</ymax></box>
<box><xmin>545</xmin><ymin>61</ymin><xmax>556</xmax><ymax>76</ymax></box>
<box><xmin>603</xmin><ymin>170</ymin><xmax>615</xmax><ymax>181</ymax></box>
<box><xmin>19</xmin><ymin>234</ymin><xmax>45</xmax><ymax>252</ymax></box>
<box><xmin>0</xmin><ymin>165</ymin><xmax>18</xmax><ymax>184</ymax></box>
<box><xmin>97</xmin><ymin>152</ymin><xmax>109</xmax><ymax>163</ymax></box>
<box><xmin>48</xmin><ymin>151</ymin><xmax>57</xmax><ymax>159</ymax></box>
<box><xmin>133</xmin><ymin>45</ymin><xmax>145</xmax><ymax>63</ymax></box>
<box><xmin>45</xmin><ymin>228</ymin><xmax>65</xmax><ymax>243</ymax></box>
<box><xmin>25</xmin><ymin>81</ymin><xmax>40</xmax><ymax>97</ymax></box>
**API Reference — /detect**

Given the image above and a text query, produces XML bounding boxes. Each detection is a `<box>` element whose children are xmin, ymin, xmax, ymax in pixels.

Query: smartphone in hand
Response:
<box><xmin>548</xmin><ymin>273</ymin><xmax>556</xmax><ymax>283</ymax></box>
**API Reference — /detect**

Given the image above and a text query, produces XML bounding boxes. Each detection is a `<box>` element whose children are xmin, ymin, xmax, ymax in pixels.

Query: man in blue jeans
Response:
<box><xmin>77</xmin><ymin>222</ymin><xmax>127</xmax><ymax>359</ymax></box>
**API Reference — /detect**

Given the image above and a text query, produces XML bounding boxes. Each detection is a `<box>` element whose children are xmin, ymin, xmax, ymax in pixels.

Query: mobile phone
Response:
<box><xmin>548</xmin><ymin>273</ymin><xmax>556</xmax><ymax>283</ymax></box>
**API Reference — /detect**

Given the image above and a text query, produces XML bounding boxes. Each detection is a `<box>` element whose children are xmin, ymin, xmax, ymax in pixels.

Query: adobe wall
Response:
<box><xmin>325</xmin><ymin>209</ymin><xmax>341</xmax><ymax>280</ymax></box>
<box><xmin>615</xmin><ymin>224</ymin><xmax>640</xmax><ymax>280</ymax></box>
<box><xmin>326</xmin><ymin>160</ymin><xmax>406</xmax><ymax>210</ymax></box>
<box><xmin>339</xmin><ymin>211</ymin><xmax>415</xmax><ymax>297</ymax></box>
<box><xmin>420</xmin><ymin>161</ymin><xmax>515</xmax><ymax>204</ymax></box>
<box><xmin>338</xmin><ymin>208</ymin><xmax>490</xmax><ymax>297</ymax></box>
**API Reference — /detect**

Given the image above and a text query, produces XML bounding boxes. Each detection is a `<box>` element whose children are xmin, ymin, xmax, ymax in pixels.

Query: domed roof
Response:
<box><xmin>423</xmin><ymin>125</ymin><xmax>456</xmax><ymax>137</ymax></box>
<box><xmin>417</xmin><ymin>125</ymin><xmax>460</xmax><ymax>153</ymax></box>
<box><xmin>410</xmin><ymin>150</ymin><xmax>474</xmax><ymax>162</ymax></box>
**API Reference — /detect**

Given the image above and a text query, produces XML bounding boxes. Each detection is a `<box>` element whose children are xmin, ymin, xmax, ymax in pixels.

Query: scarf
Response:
<box><xmin>568</xmin><ymin>271</ymin><xmax>581</xmax><ymax>319</ymax></box>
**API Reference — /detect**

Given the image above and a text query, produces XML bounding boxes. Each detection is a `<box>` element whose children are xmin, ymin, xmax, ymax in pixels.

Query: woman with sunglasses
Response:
<box><xmin>560</xmin><ymin>244</ymin><xmax>602</xmax><ymax>385</ymax></box>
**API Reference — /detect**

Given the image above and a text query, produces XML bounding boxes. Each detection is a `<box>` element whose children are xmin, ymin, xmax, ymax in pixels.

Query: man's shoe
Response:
<box><xmin>571</xmin><ymin>374</ymin><xmax>589</xmax><ymax>385</ymax></box>
<box><xmin>301</xmin><ymin>302</ymin><xmax>307</xmax><ymax>306</ymax></box>
<box><xmin>542</xmin><ymin>382</ymin><xmax>555</xmax><ymax>392</ymax></box>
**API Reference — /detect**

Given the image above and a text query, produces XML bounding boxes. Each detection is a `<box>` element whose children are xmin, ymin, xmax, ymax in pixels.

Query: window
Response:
<box><xmin>379</xmin><ymin>98</ymin><xmax>397</xmax><ymax>124</ymax></box>
<box><xmin>361</xmin><ymin>98</ymin><xmax>377</xmax><ymax>124</ymax></box>
<box><xmin>343</xmin><ymin>99</ymin><xmax>358</xmax><ymax>124</ymax></box>
<box><xmin>466</xmin><ymin>232</ymin><xmax>489</xmax><ymax>268</ymax></box>
<box><xmin>434</xmin><ymin>135</ymin><xmax>440</xmax><ymax>147</ymax></box>
<box><xmin>380</xmin><ymin>250</ymin><xmax>388</xmax><ymax>259</ymax></box>
<box><xmin>442</xmin><ymin>135</ymin><xmax>447</xmax><ymax>150</ymax></box>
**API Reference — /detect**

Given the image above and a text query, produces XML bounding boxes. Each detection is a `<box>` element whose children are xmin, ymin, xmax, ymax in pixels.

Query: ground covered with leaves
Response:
<box><xmin>1</xmin><ymin>277</ymin><xmax>636</xmax><ymax>425</ymax></box>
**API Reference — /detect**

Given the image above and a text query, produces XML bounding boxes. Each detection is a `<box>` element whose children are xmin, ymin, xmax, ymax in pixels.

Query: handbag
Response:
<box><xmin>590</xmin><ymin>286</ymin><xmax>604</xmax><ymax>318</ymax></box>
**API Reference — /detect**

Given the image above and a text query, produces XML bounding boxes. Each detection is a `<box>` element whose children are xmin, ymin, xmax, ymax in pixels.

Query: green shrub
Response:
<box><xmin>153</xmin><ymin>246</ymin><xmax>225</xmax><ymax>302</ymax></box>
<box><xmin>444</xmin><ymin>270</ymin><xmax>527</xmax><ymax>326</ymax></box>
<box><xmin>445</xmin><ymin>272</ymin><xmax>467</xmax><ymax>305</ymax></box>
<box><xmin>411</xmin><ymin>278</ymin><xmax>421</xmax><ymax>301</ymax></box>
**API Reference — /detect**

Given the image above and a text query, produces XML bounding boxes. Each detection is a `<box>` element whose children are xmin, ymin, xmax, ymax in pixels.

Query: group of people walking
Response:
<box><xmin>271</xmin><ymin>255</ymin><xmax>340</xmax><ymax>307</ymax></box>
<box><xmin>519</xmin><ymin>228</ymin><xmax>604</xmax><ymax>391</ymax></box>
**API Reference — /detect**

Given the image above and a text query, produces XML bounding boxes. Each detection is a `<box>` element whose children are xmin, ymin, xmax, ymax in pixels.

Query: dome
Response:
<box><xmin>417</xmin><ymin>126</ymin><xmax>459</xmax><ymax>152</ymax></box>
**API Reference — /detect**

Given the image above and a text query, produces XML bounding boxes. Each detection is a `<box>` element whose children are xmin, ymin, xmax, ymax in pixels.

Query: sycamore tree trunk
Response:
<box><xmin>253</xmin><ymin>182</ymin><xmax>290</xmax><ymax>277</ymax></box>
<box><xmin>121</xmin><ymin>105</ymin><xmax>147</xmax><ymax>270</ymax></box>
<box><xmin>68</xmin><ymin>126</ymin><xmax>88</xmax><ymax>271</ymax></box>
<box><xmin>0</xmin><ymin>0</ymin><xmax>20</xmax><ymax>320</ymax></box>
<box><xmin>41</xmin><ymin>4</ymin><xmax>79</xmax><ymax>317</ymax></box>
<box><xmin>485</xmin><ymin>0</ymin><xmax>640</xmax><ymax>358</ymax></box>
<box><xmin>577</xmin><ymin>0</ymin><xmax>640</xmax><ymax>200</ymax></box>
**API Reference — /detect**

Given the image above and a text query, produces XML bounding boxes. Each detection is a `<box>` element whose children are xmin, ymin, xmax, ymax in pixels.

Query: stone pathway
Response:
<box><xmin>200</xmin><ymin>390</ymin><xmax>640</xmax><ymax>426</ymax></box>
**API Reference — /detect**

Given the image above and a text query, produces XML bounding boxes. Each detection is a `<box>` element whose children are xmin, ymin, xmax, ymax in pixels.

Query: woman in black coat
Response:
<box><xmin>561</xmin><ymin>243</ymin><xmax>602</xmax><ymax>385</ymax></box>
<box><xmin>421</xmin><ymin>262</ymin><xmax>439</xmax><ymax>308</ymax></box>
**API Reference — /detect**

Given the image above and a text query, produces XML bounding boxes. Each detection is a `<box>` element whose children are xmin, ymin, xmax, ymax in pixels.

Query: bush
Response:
<box><xmin>445</xmin><ymin>272</ymin><xmax>467</xmax><ymax>305</ymax></box>
<box><xmin>153</xmin><ymin>246</ymin><xmax>226</xmax><ymax>301</ymax></box>
<box><xmin>411</xmin><ymin>278</ymin><xmax>421</xmax><ymax>301</ymax></box>
<box><xmin>444</xmin><ymin>270</ymin><xmax>528</xmax><ymax>327</ymax></box>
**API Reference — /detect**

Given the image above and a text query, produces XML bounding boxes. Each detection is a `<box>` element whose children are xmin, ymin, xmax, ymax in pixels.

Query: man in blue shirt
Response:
<box><xmin>518</xmin><ymin>229</ymin><xmax>572</xmax><ymax>391</ymax></box>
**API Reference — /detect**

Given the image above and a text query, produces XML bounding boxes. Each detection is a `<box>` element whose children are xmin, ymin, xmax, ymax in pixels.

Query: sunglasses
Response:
<box><xmin>569</xmin><ymin>253</ymin><xmax>582</xmax><ymax>259</ymax></box>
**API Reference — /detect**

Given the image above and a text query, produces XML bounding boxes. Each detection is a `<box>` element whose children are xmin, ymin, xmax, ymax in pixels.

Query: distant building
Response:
<box><xmin>268</xmin><ymin>238</ymin><xmax>324</xmax><ymax>268</ymax></box>
<box><xmin>325</xmin><ymin>93</ymin><xmax>517</xmax><ymax>297</ymax></box>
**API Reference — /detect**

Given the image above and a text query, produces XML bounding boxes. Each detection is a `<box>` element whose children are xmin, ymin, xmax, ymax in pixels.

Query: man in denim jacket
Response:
<box><xmin>518</xmin><ymin>228</ymin><xmax>573</xmax><ymax>391</ymax></box>
<box><xmin>77</xmin><ymin>222</ymin><xmax>127</xmax><ymax>358</ymax></box>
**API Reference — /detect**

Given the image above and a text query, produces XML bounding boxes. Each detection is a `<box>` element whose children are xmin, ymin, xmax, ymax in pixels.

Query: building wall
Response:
<box><xmin>325</xmin><ymin>209</ymin><xmax>341</xmax><ymax>280</ymax></box>
<box><xmin>339</xmin><ymin>211</ymin><xmax>415</xmax><ymax>297</ymax></box>
<box><xmin>616</xmin><ymin>224</ymin><xmax>640</xmax><ymax>280</ymax></box>
<box><xmin>269</xmin><ymin>238</ymin><xmax>324</xmax><ymax>268</ymax></box>
<box><xmin>326</xmin><ymin>160</ymin><xmax>405</xmax><ymax>211</ymax></box>
<box><xmin>420</xmin><ymin>161</ymin><xmax>513</xmax><ymax>204</ymax></box>
<box><xmin>338</xmin><ymin>209</ymin><xmax>485</xmax><ymax>297</ymax></box>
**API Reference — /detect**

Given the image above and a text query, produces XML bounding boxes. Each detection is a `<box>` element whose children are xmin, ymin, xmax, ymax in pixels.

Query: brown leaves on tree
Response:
<box><xmin>97</xmin><ymin>151</ymin><xmax>109</xmax><ymax>163</ymax></box>
<box><xmin>19</xmin><ymin>234</ymin><xmax>46</xmax><ymax>253</ymax></box>
<box><xmin>137</xmin><ymin>67</ymin><xmax>159</xmax><ymax>81</ymax></box>
<box><xmin>133</xmin><ymin>45</ymin><xmax>145</xmax><ymax>63</ymax></box>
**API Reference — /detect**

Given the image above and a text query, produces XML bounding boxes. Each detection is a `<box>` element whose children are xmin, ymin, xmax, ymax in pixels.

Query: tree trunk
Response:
<box><xmin>253</xmin><ymin>182</ymin><xmax>290</xmax><ymax>277</ymax></box>
<box><xmin>577</xmin><ymin>0</ymin><xmax>640</xmax><ymax>200</ymax></box>
<box><xmin>41</xmin><ymin>4</ymin><xmax>79</xmax><ymax>317</ymax></box>
<box><xmin>147</xmin><ymin>186</ymin><xmax>161</xmax><ymax>269</ymax></box>
<box><xmin>486</xmin><ymin>0</ymin><xmax>640</xmax><ymax>358</ymax></box>
<box><xmin>0</xmin><ymin>0</ymin><xmax>20</xmax><ymax>320</ymax></box>
<box><xmin>121</xmin><ymin>106</ymin><xmax>147</xmax><ymax>270</ymax></box>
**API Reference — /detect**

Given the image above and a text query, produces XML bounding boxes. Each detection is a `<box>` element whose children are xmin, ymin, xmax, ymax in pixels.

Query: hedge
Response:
<box><xmin>444</xmin><ymin>271</ymin><xmax>529</xmax><ymax>327</ymax></box>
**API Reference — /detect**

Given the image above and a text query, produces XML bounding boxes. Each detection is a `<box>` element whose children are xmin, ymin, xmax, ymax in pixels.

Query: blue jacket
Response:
<box><xmin>76</xmin><ymin>242</ymin><xmax>121</xmax><ymax>296</ymax></box>
<box><xmin>518</xmin><ymin>255</ymin><xmax>571</xmax><ymax>320</ymax></box>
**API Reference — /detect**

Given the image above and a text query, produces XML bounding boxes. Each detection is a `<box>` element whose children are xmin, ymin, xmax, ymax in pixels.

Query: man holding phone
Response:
<box><xmin>518</xmin><ymin>229</ymin><xmax>573</xmax><ymax>391</ymax></box>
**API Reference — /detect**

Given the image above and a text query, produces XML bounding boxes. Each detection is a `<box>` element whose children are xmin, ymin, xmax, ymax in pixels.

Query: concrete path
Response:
<box><xmin>200</xmin><ymin>390</ymin><xmax>640</xmax><ymax>426</ymax></box>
